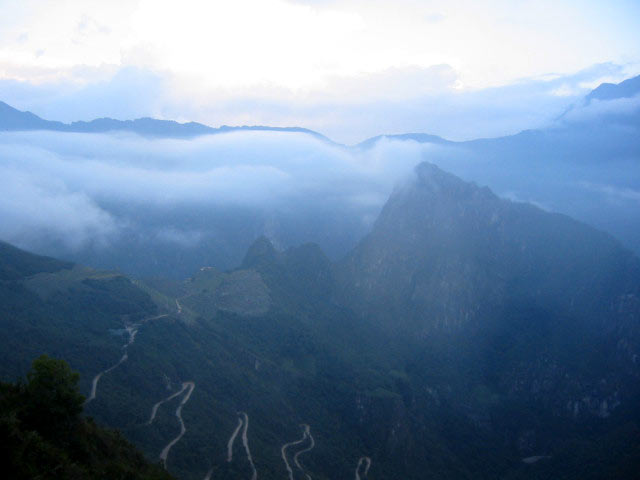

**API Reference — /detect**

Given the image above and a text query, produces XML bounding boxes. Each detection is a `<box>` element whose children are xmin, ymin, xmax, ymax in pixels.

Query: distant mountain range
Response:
<box><xmin>3</xmin><ymin>74</ymin><xmax>638</xmax><ymax>146</ymax></box>
<box><xmin>0</xmin><ymin>100</ymin><xmax>334</xmax><ymax>143</ymax></box>
<box><xmin>1</xmin><ymin>74</ymin><xmax>639</xmax><ymax>279</ymax></box>
<box><xmin>586</xmin><ymin>74</ymin><xmax>640</xmax><ymax>103</ymax></box>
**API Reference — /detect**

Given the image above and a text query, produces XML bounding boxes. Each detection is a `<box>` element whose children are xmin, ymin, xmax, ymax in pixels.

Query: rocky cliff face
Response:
<box><xmin>340</xmin><ymin>162</ymin><xmax>640</xmax><ymax>329</ymax></box>
<box><xmin>338</xmin><ymin>162</ymin><xmax>640</xmax><ymax>422</ymax></box>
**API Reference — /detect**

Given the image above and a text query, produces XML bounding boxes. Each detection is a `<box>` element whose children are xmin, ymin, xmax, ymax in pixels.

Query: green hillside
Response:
<box><xmin>1</xmin><ymin>163</ymin><xmax>639</xmax><ymax>479</ymax></box>
<box><xmin>1</xmin><ymin>355</ymin><xmax>173</xmax><ymax>480</ymax></box>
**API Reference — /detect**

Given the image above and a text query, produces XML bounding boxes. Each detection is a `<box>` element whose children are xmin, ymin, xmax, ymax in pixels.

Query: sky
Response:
<box><xmin>0</xmin><ymin>0</ymin><xmax>639</xmax><ymax>142</ymax></box>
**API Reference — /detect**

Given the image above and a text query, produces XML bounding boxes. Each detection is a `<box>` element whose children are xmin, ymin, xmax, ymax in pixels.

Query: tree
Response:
<box><xmin>22</xmin><ymin>354</ymin><xmax>85</xmax><ymax>440</ymax></box>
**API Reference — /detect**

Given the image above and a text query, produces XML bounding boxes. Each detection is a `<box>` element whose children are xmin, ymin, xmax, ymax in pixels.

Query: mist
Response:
<box><xmin>415</xmin><ymin>93</ymin><xmax>640</xmax><ymax>256</ymax></box>
<box><xmin>2</xmin><ymin>62</ymin><xmax>636</xmax><ymax>144</ymax></box>
<box><xmin>0</xmin><ymin>129</ymin><xmax>429</xmax><ymax>277</ymax></box>
<box><xmin>2</xmin><ymin>79</ymin><xmax>639</xmax><ymax>278</ymax></box>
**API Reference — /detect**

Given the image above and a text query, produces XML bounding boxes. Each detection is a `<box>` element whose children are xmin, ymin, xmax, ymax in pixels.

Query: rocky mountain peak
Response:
<box><xmin>340</xmin><ymin>161</ymin><xmax>640</xmax><ymax>334</ymax></box>
<box><xmin>241</xmin><ymin>235</ymin><xmax>278</xmax><ymax>269</ymax></box>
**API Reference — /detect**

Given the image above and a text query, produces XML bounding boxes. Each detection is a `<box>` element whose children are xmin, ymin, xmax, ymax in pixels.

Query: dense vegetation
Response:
<box><xmin>0</xmin><ymin>241</ymin><xmax>159</xmax><ymax>385</ymax></box>
<box><xmin>0</xmin><ymin>162</ymin><xmax>639</xmax><ymax>479</ymax></box>
<box><xmin>0</xmin><ymin>355</ymin><xmax>173</xmax><ymax>480</ymax></box>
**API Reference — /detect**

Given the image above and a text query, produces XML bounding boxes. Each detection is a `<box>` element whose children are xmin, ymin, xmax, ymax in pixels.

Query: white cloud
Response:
<box><xmin>579</xmin><ymin>181</ymin><xmax>640</xmax><ymax>204</ymax></box>
<box><xmin>0</xmin><ymin>62</ymin><xmax>635</xmax><ymax>145</ymax></box>
<box><xmin>562</xmin><ymin>94</ymin><xmax>640</xmax><ymax>124</ymax></box>
<box><xmin>2</xmin><ymin>0</ymin><xmax>639</xmax><ymax>90</ymax></box>
<box><xmin>0</xmin><ymin>166</ymin><xmax>117</xmax><ymax>250</ymax></box>
<box><xmin>0</xmin><ymin>130</ymin><xmax>429</xmax><ymax>252</ymax></box>
<box><xmin>0</xmin><ymin>1</ymin><xmax>638</xmax><ymax>144</ymax></box>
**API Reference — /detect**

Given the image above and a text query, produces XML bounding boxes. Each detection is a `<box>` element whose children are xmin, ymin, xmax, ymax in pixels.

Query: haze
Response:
<box><xmin>1</xmin><ymin>0</ymin><xmax>639</xmax><ymax>142</ymax></box>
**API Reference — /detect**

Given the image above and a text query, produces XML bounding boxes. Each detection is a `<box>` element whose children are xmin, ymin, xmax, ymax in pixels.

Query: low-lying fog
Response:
<box><xmin>1</xmin><ymin>99</ymin><xmax>639</xmax><ymax>278</ymax></box>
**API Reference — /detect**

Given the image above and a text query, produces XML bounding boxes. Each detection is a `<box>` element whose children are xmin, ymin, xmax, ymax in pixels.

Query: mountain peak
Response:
<box><xmin>422</xmin><ymin>162</ymin><xmax>498</xmax><ymax>201</ymax></box>
<box><xmin>0</xmin><ymin>241</ymin><xmax>72</xmax><ymax>281</ymax></box>
<box><xmin>375</xmin><ymin>162</ymin><xmax>496</xmax><ymax>233</ymax></box>
<box><xmin>586</xmin><ymin>74</ymin><xmax>640</xmax><ymax>103</ymax></box>
<box><xmin>0</xmin><ymin>100</ymin><xmax>335</xmax><ymax>142</ymax></box>
<box><xmin>340</xmin><ymin>161</ymin><xmax>639</xmax><ymax>334</ymax></box>
<box><xmin>413</xmin><ymin>161</ymin><xmax>491</xmax><ymax>196</ymax></box>
<box><xmin>241</xmin><ymin>236</ymin><xmax>278</xmax><ymax>269</ymax></box>
<box><xmin>0</xmin><ymin>101</ymin><xmax>60</xmax><ymax>130</ymax></box>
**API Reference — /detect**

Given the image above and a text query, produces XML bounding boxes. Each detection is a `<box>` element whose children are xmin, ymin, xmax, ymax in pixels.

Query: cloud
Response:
<box><xmin>561</xmin><ymin>94</ymin><xmax>640</xmax><ymax>124</ymax></box>
<box><xmin>319</xmin><ymin>64</ymin><xmax>457</xmax><ymax>101</ymax></box>
<box><xmin>0</xmin><ymin>67</ymin><xmax>164</xmax><ymax>122</ymax></box>
<box><xmin>2</xmin><ymin>63</ymin><xmax>637</xmax><ymax>256</ymax></box>
<box><xmin>3</xmin><ymin>61</ymin><xmax>634</xmax><ymax>144</ymax></box>
<box><xmin>0</xmin><ymin>129</ymin><xmax>428</xmax><ymax>256</ymax></box>
<box><xmin>1</xmin><ymin>110</ymin><xmax>638</xmax><ymax>275</ymax></box>
<box><xmin>0</xmin><ymin>165</ymin><xmax>117</xmax><ymax>250</ymax></box>
<box><xmin>1</xmin><ymin>58</ymin><xmax>637</xmax><ymax>144</ymax></box>
<box><xmin>154</xmin><ymin>228</ymin><xmax>204</xmax><ymax>247</ymax></box>
<box><xmin>579</xmin><ymin>181</ymin><xmax>640</xmax><ymax>204</ymax></box>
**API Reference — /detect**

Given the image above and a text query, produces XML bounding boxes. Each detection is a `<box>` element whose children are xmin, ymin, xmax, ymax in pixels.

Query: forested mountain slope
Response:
<box><xmin>1</xmin><ymin>354</ymin><xmax>174</xmax><ymax>479</ymax></box>
<box><xmin>1</xmin><ymin>162</ymin><xmax>639</xmax><ymax>479</ymax></box>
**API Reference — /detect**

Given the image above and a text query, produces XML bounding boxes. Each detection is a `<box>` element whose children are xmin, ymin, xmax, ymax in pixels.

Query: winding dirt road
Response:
<box><xmin>240</xmin><ymin>412</ymin><xmax>258</xmax><ymax>480</ymax></box>
<box><xmin>224</xmin><ymin>412</ymin><xmax>258</xmax><ymax>479</ymax></box>
<box><xmin>292</xmin><ymin>425</ymin><xmax>314</xmax><ymax>480</ymax></box>
<box><xmin>159</xmin><ymin>381</ymin><xmax>196</xmax><ymax>468</ymax></box>
<box><xmin>227</xmin><ymin>416</ymin><xmax>243</xmax><ymax>462</ymax></box>
<box><xmin>85</xmin><ymin>313</ymin><xmax>169</xmax><ymax>404</ymax></box>
<box><xmin>148</xmin><ymin>382</ymin><xmax>190</xmax><ymax>425</ymax></box>
<box><xmin>355</xmin><ymin>457</ymin><xmax>371</xmax><ymax>480</ymax></box>
<box><xmin>281</xmin><ymin>424</ymin><xmax>314</xmax><ymax>480</ymax></box>
<box><xmin>85</xmin><ymin>324</ymin><xmax>138</xmax><ymax>404</ymax></box>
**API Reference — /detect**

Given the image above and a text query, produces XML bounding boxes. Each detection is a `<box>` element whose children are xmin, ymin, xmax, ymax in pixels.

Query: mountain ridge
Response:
<box><xmin>0</xmin><ymin>100</ymin><xmax>336</xmax><ymax>144</ymax></box>
<box><xmin>1</xmin><ymin>74</ymin><xmax>638</xmax><ymax>147</ymax></box>
<box><xmin>338</xmin><ymin>161</ymin><xmax>640</xmax><ymax>332</ymax></box>
<box><xmin>1</xmin><ymin>159</ymin><xmax>640</xmax><ymax>478</ymax></box>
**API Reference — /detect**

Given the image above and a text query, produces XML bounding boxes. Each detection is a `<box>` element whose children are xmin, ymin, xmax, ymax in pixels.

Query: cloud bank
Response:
<box><xmin>0</xmin><ymin>130</ymin><xmax>428</xmax><ymax>273</ymax></box>
<box><xmin>1</xmin><ymin>88</ymin><xmax>638</xmax><ymax>276</ymax></box>
<box><xmin>2</xmin><ymin>62</ymin><xmax>635</xmax><ymax>144</ymax></box>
